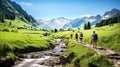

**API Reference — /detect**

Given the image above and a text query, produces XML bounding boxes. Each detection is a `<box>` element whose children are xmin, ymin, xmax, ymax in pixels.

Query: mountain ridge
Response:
<box><xmin>38</xmin><ymin>8</ymin><xmax>120</xmax><ymax>29</ymax></box>
<box><xmin>0</xmin><ymin>0</ymin><xmax>39</xmax><ymax>28</ymax></box>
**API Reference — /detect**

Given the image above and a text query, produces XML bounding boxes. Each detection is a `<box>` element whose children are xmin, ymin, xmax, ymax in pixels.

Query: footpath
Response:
<box><xmin>75</xmin><ymin>40</ymin><xmax>120</xmax><ymax>67</ymax></box>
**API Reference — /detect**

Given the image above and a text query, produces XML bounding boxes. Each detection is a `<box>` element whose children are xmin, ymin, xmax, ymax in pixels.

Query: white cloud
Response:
<box><xmin>102</xmin><ymin>15</ymin><xmax>110</xmax><ymax>19</ymax></box>
<box><xmin>80</xmin><ymin>15</ymin><xmax>91</xmax><ymax>18</ymax></box>
<box><xmin>20</xmin><ymin>2</ymin><xmax>33</xmax><ymax>6</ymax></box>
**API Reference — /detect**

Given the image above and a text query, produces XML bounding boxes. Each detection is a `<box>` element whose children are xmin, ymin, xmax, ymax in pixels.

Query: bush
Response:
<box><xmin>42</xmin><ymin>32</ymin><xmax>49</xmax><ymax>36</ymax></box>
<box><xmin>67</xmin><ymin>52</ymin><xmax>75</xmax><ymax>62</ymax></box>
<box><xmin>11</xmin><ymin>29</ymin><xmax>18</xmax><ymax>33</ymax></box>
<box><xmin>101</xmin><ymin>36</ymin><xmax>112</xmax><ymax>43</ymax></box>
<box><xmin>0</xmin><ymin>29</ymin><xmax>2</xmax><ymax>31</ymax></box>
<box><xmin>0</xmin><ymin>39</ymin><xmax>12</xmax><ymax>57</ymax></box>
<box><xmin>17</xmin><ymin>27</ymin><xmax>24</xmax><ymax>29</ymax></box>
<box><xmin>88</xmin><ymin>55</ymin><xmax>112</xmax><ymax>67</ymax></box>
<box><xmin>88</xmin><ymin>63</ymin><xmax>97</xmax><ymax>67</ymax></box>
<box><xmin>2</xmin><ymin>28</ymin><xmax>10</xmax><ymax>32</ymax></box>
<box><xmin>74</xmin><ymin>58</ymin><xmax>80</xmax><ymax>67</ymax></box>
<box><xmin>54</xmin><ymin>28</ymin><xmax>58</xmax><ymax>33</ymax></box>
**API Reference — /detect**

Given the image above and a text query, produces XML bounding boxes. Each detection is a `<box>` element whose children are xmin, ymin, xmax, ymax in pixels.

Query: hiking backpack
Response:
<box><xmin>94</xmin><ymin>34</ymin><xmax>98</xmax><ymax>40</ymax></box>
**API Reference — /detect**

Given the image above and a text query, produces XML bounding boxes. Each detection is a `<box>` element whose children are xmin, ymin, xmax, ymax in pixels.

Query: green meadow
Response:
<box><xmin>0</xmin><ymin>29</ymin><xmax>55</xmax><ymax>59</ymax></box>
<box><xmin>0</xmin><ymin>22</ymin><xmax>120</xmax><ymax>67</ymax></box>
<box><xmin>52</xmin><ymin>23</ymin><xmax>120</xmax><ymax>53</ymax></box>
<box><xmin>51</xmin><ymin>23</ymin><xmax>120</xmax><ymax>67</ymax></box>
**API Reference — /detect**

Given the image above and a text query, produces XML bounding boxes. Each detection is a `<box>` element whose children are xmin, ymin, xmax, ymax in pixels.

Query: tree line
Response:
<box><xmin>84</xmin><ymin>22</ymin><xmax>91</xmax><ymax>29</ymax></box>
<box><xmin>0</xmin><ymin>5</ymin><xmax>15</xmax><ymax>22</ymax></box>
<box><xmin>96</xmin><ymin>14</ymin><xmax>120</xmax><ymax>27</ymax></box>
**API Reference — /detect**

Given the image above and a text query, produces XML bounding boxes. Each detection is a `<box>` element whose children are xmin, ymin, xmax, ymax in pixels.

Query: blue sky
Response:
<box><xmin>12</xmin><ymin>0</ymin><xmax>120</xmax><ymax>20</ymax></box>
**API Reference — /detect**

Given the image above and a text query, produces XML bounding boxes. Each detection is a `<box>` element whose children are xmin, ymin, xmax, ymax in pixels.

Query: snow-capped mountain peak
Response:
<box><xmin>38</xmin><ymin>8</ymin><xmax>120</xmax><ymax>29</ymax></box>
<box><xmin>103</xmin><ymin>8</ymin><xmax>120</xmax><ymax>19</ymax></box>
<box><xmin>38</xmin><ymin>17</ymin><xmax>71</xmax><ymax>29</ymax></box>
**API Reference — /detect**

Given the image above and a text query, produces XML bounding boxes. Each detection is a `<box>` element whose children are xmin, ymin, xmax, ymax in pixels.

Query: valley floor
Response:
<box><xmin>0</xmin><ymin>23</ymin><xmax>120</xmax><ymax>67</ymax></box>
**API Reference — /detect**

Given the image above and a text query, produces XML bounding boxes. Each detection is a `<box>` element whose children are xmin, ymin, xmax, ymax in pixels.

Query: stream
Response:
<box><xmin>13</xmin><ymin>39</ymin><xmax>66</xmax><ymax>67</ymax></box>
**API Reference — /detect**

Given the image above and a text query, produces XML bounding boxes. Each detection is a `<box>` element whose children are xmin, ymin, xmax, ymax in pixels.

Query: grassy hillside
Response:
<box><xmin>0</xmin><ymin>0</ymin><xmax>39</xmax><ymax>28</ymax></box>
<box><xmin>0</xmin><ymin>29</ymin><xmax>55</xmax><ymax>59</ymax></box>
<box><xmin>51</xmin><ymin>23</ymin><xmax>120</xmax><ymax>67</ymax></box>
<box><xmin>51</xmin><ymin>23</ymin><xmax>120</xmax><ymax>53</ymax></box>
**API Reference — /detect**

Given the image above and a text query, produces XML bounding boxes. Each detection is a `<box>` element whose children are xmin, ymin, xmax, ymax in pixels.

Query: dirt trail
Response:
<box><xmin>75</xmin><ymin>40</ymin><xmax>120</xmax><ymax>67</ymax></box>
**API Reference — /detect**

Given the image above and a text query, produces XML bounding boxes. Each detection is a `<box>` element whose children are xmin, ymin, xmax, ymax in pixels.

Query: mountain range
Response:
<box><xmin>0</xmin><ymin>0</ymin><xmax>120</xmax><ymax>29</ymax></box>
<box><xmin>38</xmin><ymin>8</ymin><xmax>120</xmax><ymax>29</ymax></box>
<box><xmin>39</xmin><ymin>17</ymin><xmax>71</xmax><ymax>29</ymax></box>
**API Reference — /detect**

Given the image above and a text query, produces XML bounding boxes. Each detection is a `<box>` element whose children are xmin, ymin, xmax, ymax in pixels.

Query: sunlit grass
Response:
<box><xmin>0</xmin><ymin>29</ymin><xmax>55</xmax><ymax>58</ymax></box>
<box><xmin>64</xmin><ymin>40</ymin><xmax>112</xmax><ymax>67</ymax></box>
<box><xmin>52</xmin><ymin>23</ymin><xmax>120</xmax><ymax>52</ymax></box>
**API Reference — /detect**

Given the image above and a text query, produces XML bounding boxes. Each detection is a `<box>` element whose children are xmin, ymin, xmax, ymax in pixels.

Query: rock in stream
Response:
<box><xmin>12</xmin><ymin>39</ymin><xmax>66</xmax><ymax>67</ymax></box>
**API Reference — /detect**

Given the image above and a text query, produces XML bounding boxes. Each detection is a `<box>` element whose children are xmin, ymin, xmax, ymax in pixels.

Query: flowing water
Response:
<box><xmin>13</xmin><ymin>39</ymin><xmax>66</xmax><ymax>67</ymax></box>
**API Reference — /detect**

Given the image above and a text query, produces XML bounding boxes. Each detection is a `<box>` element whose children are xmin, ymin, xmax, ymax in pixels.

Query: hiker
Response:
<box><xmin>80</xmin><ymin>32</ymin><xmax>83</xmax><ymax>43</ymax></box>
<box><xmin>91</xmin><ymin>31</ymin><xmax>98</xmax><ymax>48</ymax></box>
<box><xmin>75</xmin><ymin>33</ymin><xmax>78</xmax><ymax>42</ymax></box>
<box><xmin>70</xmin><ymin>33</ymin><xmax>73</xmax><ymax>39</ymax></box>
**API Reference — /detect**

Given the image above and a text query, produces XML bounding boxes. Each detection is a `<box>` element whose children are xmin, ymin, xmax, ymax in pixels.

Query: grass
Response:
<box><xmin>63</xmin><ymin>40</ymin><xmax>112</xmax><ymax>67</ymax></box>
<box><xmin>0</xmin><ymin>21</ymin><xmax>119</xmax><ymax>67</ymax></box>
<box><xmin>52</xmin><ymin>23</ymin><xmax>120</xmax><ymax>53</ymax></box>
<box><xmin>0</xmin><ymin>18</ymin><xmax>52</xmax><ymax>66</ymax></box>
<box><xmin>0</xmin><ymin>19</ymin><xmax>29</xmax><ymax>28</ymax></box>
<box><xmin>0</xmin><ymin>17</ymin><xmax>41</xmax><ymax>30</ymax></box>
<box><xmin>50</xmin><ymin>23</ymin><xmax>120</xmax><ymax>67</ymax></box>
<box><xmin>0</xmin><ymin>29</ymin><xmax>55</xmax><ymax>59</ymax></box>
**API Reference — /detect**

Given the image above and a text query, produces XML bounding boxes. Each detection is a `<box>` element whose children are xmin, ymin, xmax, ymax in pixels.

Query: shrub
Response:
<box><xmin>0</xmin><ymin>29</ymin><xmax>2</xmax><ymax>31</ymax></box>
<box><xmin>11</xmin><ymin>29</ymin><xmax>18</xmax><ymax>33</ymax></box>
<box><xmin>17</xmin><ymin>27</ymin><xmax>24</xmax><ymax>29</ymax></box>
<box><xmin>88</xmin><ymin>63</ymin><xmax>97</xmax><ymax>67</ymax></box>
<box><xmin>88</xmin><ymin>55</ymin><xmax>112</xmax><ymax>67</ymax></box>
<box><xmin>2</xmin><ymin>28</ymin><xmax>10</xmax><ymax>32</ymax></box>
<box><xmin>54</xmin><ymin>28</ymin><xmax>58</xmax><ymax>33</ymax></box>
<box><xmin>43</xmin><ymin>32</ymin><xmax>48</xmax><ymax>36</ymax></box>
<box><xmin>74</xmin><ymin>58</ymin><xmax>80</xmax><ymax>67</ymax></box>
<box><xmin>67</xmin><ymin>52</ymin><xmax>75</xmax><ymax>62</ymax></box>
<box><xmin>0</xmin><ymin>39</ymin><xmax>12</xmax><ymax>57</ymax></box>
<box><xmin>101</xmin><ymin>36</ymin><xmax>111</xmax><ymax>43</ymax></box>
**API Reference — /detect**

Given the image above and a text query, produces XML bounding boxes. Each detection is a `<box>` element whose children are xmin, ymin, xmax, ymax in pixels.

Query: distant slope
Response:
<box><xmin>96</xmin><ymin>13</ymin><xmax>120</xmax><ymax>27</ymax></box>
<box><xmin>63</xmin><ymin>8</ymin><xmax>120</xmax><ymax>29</ymax></box>
<box><xmin>38</xmin><ymin>17</ymin><xmax>71</xmax><ymax>29</ymax></box>
<box><xmin>37</xmin><ymin>8</ymin><xmax>120</xmax><ymax>30</ymax></box>
<box><xmin>0</xmin><ymin>0</ymin><xmax>39</xmax><ymax>27</ymax></box>
<box><xmin>103</xmin><ymin>8</ymin><xmax>120</xmax><ymax>19</ymax></box>
<box><xmin>63</xmin><ymin>15</ymin><xmax>102</xmax><ymax>29</ymax></box>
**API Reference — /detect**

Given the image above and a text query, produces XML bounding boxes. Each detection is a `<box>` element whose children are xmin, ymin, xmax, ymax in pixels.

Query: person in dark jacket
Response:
<box><xmin>80</xmin><ymin>32</ymin><xmax>83</xmax><ymax>43</ymax></box>
<box><xmin>75</xmin><ymin>33</ymin><xmax>78</xmax><ymax>42</ymax></box>
<box><xmin>91</xmin><ymin>31</ymin><xmax>98</xmax><ymax>48</ymax></box>
<box><xmin>70</xmin><ymin>33</ymin><xmax>73</xmax><ymax>39</ymax></box>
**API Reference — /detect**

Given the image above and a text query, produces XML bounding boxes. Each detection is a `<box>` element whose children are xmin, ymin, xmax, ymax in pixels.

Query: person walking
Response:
<box><xmin>91</xmin><ymin>31</ymin><xmax>98</xmax><ymax>48</ymax></box>
<box><xmin>80</xmin><ymin>32</ymin><xmax>83</xmax><ymax>43</ymax></box>
<box><xmin>70</xmin><ymin>33</ymin><xmax>73</xmax><ymax>39</ymax></box>
<box><xmin>75</xmin><ymin>33</ymin><xmax>78</xmax><ymax>42</ymax></box>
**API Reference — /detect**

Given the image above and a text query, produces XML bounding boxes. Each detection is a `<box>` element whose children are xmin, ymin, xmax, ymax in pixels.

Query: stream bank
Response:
<box><xmin>12</xmin><ymin>39</ymin><xmax>67</xmax><ymax>67</ymax></box>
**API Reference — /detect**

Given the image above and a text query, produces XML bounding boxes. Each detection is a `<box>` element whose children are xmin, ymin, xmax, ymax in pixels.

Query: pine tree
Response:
<box><xmin>54</xmin><ymin>28</ymin><xmax>58</xmax><ymax>33</ymax></box>
<box><xmin>9</xmin><ymin>22</ymin><xmax>12</xmax><ymax>26</ymax></box>
<box><xmin>87</xmin><ymin>22</ymin><xmax>91</xmax><ymax>29</ymax></box>
<box><xmin>84</xmin><ymin>23</ymin><xmax>87</xmax><ymax>30</ymax></box>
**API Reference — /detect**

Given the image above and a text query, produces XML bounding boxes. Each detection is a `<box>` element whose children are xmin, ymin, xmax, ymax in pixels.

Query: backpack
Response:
<box><xmin>80</xmin><ymin>33</ymin><xmax>83</xmax><ymax>37</ymax></box>
<box><xmin>93</xmin><ymin>34</ymin><xmax>98</xmax><ymax>40</ymax></box>
<box><xmin>76</xmin><ymin>33</ymin><xmax>78</xmax><ymax>38</ymax></box>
